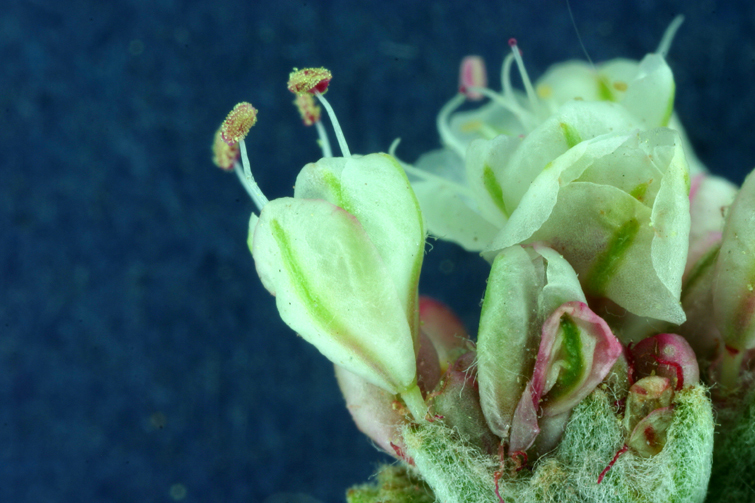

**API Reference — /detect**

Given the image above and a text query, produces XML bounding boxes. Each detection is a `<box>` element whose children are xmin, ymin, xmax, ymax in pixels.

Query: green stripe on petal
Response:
<box><xmin>483</xmin><ymin>164</ymin><xmax>509</xmax><ymax>217</ymax></box>
<box><xmin>587</xmin><ymin>218</ymin><xmax>641</xmax><ymax>295</ymax></box>
<box><xmin>629</xmin><ymin>181</ymin><xmax>650</xmax><ymax>202</ymax></box>
<box><xmin>252</xmin><ymin>198</ymin><xmax>417</xmax><ymax>395</ymax></box>
<box><xmin>560</xmin><ymin>122</ymin><xmax>582</xmax><ymax>148</ymax></box>
<box><xmin>270</xmin><ymin>218</ymin><xmax>340</xmax><ymax>334</ymax></box>
<box><xmin>548</xmin><ymin>315</ymin><xmax>584</xmax><ymax>400</ymax></box>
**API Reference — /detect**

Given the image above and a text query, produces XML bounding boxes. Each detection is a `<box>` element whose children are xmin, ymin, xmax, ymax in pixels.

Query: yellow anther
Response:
<box><xmin>294</xmin><ymin>93</ymin><xmax>321</xmax><ymax>126</ymax></box>
<box><xmin>220</xmin><ymin>102</ymin><xmax>258</xmax><ymax>145</ymax></box>
<box><xmin>287</xmin><ymin>67</ymin><xmax>332</xmax><ymax>95</ymax></box>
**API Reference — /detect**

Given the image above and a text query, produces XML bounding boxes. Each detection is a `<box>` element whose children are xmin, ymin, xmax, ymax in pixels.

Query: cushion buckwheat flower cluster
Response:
<box><xmin>209</xmin><ymin>18</ymin><xmax>755</xmax><ymax>503</ymax></box>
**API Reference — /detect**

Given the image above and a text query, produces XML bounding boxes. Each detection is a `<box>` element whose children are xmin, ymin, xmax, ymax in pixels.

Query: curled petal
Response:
<box><xmin>486</xmin><ymin>128</ymin><xmax>690</xmax><ymax>324</ymax></box>
<box><xmin>627</xmin><ymin>406</ymin><xmax>675</xmax><ymax>457</ymax></box>
<box><xmin>334</xmin><ymin>365</ymin><xmax>406</xmax><ymax>460</ymax></box>
<box><xmin>509</xmin><ymin>301</ymin><xmax>623</xmax><ymax>453</ymax></box>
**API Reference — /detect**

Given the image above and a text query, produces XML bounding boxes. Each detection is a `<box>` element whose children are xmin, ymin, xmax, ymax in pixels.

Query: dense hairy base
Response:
<box><xmin>348</xmin><ymin>386</ymin><xmax>714</xmax><ymax>503</ymax></box>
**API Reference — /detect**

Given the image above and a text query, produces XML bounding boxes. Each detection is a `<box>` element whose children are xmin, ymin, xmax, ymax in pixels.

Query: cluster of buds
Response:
<box><xmin>209</xmin><ymin>16</ymin><xmax>755</xmax><ymax>503</ymax></box>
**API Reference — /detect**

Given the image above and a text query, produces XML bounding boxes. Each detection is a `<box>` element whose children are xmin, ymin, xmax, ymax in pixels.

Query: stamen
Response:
<box><xmin>501</xmin><ymin>53</ymin><xmax>515</xmax><ymax>100</ymax></box>
<box><xmin>496</xmin><ymin>52</ymin><xmax>538</xmax><ymax>130</ymax></box>
<box><xmin>294</xmin><ymin>93</ymin><xmax>321</xmax><ymax>126</ymax></box>
<box><xmin>211</xmin><ymin>128</ymin><xmax>239</xmax><ymax>172</ymax></box>
<box><xmin>652</xmin><ymin>355</ymin><xmax>685</xmax><ymax>391</ymax></box>
<box><xmin>220</xmin><ymin>102</ymin><xmax>258</xmax><ymax>145</ymax></box>
<box><xmin>238</xmin><ymin>140</ymin><xmax>269</xmax><ymax>211</ymax></box>
<box><xmin>508</xmin><ymin>39</ymin><xmax>540</xmax><ymax>116</ymax></box>
<box><xmin>597</xmin><ymin>444</ymin><xmax>629</xmax><ymax>484</ymax></box>
<box><xmin>493</xmin><ymin>470</ymin><xmax>506</xmax><ymax>503</ymax></box>
<box><xmin>314</xmin><ymin>90</ymin><xmax>350</xmax><ymax>157</ymax></box>
<box><xmin>220</xmin><ymin>102</ymin><xmax>258</xmax><ymax>181</ymax></box>
<box><xmin>389</xmin><ymin>139</ymin><xmax>476</xmax><ymax>200</ymax></box>
<box><xmin>217</xmin><ymin>102</ymin><xmax>269</xmax><ymax>211</ymax></box>
<box><xmin>293</xmin><ymin>93</ymin><xmax>332</xmax><ymax>157</ymax></box>
<box><xmin>288</xmin><ymin>67</ymin><xmax>351</xmax><ymax>157</ymax></box>
<box><xmin>656</xmin><ymin>15</ymin><xmax>685</xmax><ymax>57</ymax></box>
<box><xmin>436</xmin><ymin>92</ymin><xmax>467</xmax><ymax>157</ymax></box>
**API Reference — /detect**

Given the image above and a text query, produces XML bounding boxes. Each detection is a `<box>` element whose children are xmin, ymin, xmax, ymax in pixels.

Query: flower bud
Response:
<box><xmin>630</xmin><ymin>333</ymin><xmax>700</xmax><ymax>390</ymax></box>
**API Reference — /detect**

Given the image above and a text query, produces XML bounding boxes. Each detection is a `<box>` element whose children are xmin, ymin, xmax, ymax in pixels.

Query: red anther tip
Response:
<box><xmin>287</xmin><ymin>67</ymin><xmax>332</xmax><ymax>95</ymax></box>
<box><xmin>508</xmin><ymin>38</ymin><xmax>518</xmax><ymax>47</ymax></box>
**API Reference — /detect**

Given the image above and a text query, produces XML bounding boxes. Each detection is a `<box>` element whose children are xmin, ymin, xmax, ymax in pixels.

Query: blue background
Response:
<box><xmin>2</xmin><ymin>0</ymin><xmax>754</xmax><ymax>501</ymax></box>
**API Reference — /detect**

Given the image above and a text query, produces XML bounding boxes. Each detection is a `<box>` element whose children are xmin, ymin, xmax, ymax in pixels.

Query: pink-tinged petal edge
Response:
<box><xmin>509</xmin><ymin>301</ymin><xmax>622</xmax><ymax>453</ymax></box>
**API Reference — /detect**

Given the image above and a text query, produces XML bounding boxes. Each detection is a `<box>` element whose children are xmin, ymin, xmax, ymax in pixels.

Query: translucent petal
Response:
<box><xmin>294</xmin><ymin>153</ymin><xmax>425</xmax><ymax>339</ymax></box>
<box><xmin>714</xmin><ymin>169</ymin><xmax>755</xmax><ymax>350</ymax></box>
<box><xmin>252</xmin><ymin>197</ymin><xmax>416</xmax><ymax>394</ymax></box>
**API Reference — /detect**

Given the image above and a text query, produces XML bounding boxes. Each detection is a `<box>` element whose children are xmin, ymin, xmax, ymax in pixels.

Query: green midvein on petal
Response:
<box><xmin>483</xmin><ymin>164</ymin><xmax>509</xmax><ymax>217</ymax></box>
<box><xmin>560</xmin><ymin>122</ymin><xmax>582</xmax><ymax>149</ymax></box>
<box><xmin>587</xmin><ymin>218</ymin><xmax>641</xmax><ymax>295</ymax></box>
<box><xmin>270</xmin><ymin>218</ymin><xmax>349</xmax><ymax>340</ymax></box>
<box><xmin>321</xmin><ymin>170</ymin><xmax>350</xmax><ymax>212</ymax></box>
<box><xmin>548</xmin><ymin>315</ymin><xmax>584</xmax><ymax>401</ymax></box>
<box><xmin>597</xmin><ymin>76</ymin><xmax>615</xmax><ymax>102</ymax></box>
<box><xmin>629</xmin><ymin>181</ymin><xmax>650</xmax><ymax>202</ymax></box>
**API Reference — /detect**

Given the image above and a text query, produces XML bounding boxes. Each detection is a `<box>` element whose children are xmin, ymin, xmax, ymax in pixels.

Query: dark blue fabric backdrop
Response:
<box><xmin>2</xmin><ymin>0</ymin><xmax>754</xmax><ymax>501</ymax></box>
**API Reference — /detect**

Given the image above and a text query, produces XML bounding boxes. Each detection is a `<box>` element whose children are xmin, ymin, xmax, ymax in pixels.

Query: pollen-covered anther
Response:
<box><xmin>211</xmin><ymin>127</ymin><xmax>240</xmax><ymax>171</ymax></box>
<box><xmin>287</xmin><ymin>67</ymin><xmax>332</xmax><ymax>95</ymax></box>
<box><xmin>459</xmin><ymin>55</ymin><xmax>487</xmax><ymax>101</ymax></box>
<box><xmin>220</xmin><ymin>102</ymin><xmax>258</xmax><ymax>145</ymax></box>
<box><xmin>294</xmin><ymin>93</ymin><xmax>321</xmax><ymax>126</ymax></box>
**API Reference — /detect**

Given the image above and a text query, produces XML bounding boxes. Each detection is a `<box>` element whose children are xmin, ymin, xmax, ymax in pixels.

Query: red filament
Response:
<box><xmin>597</xmin><ymin>444</ymin><xmax>629</xmax><ymax>484</ymax></box>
